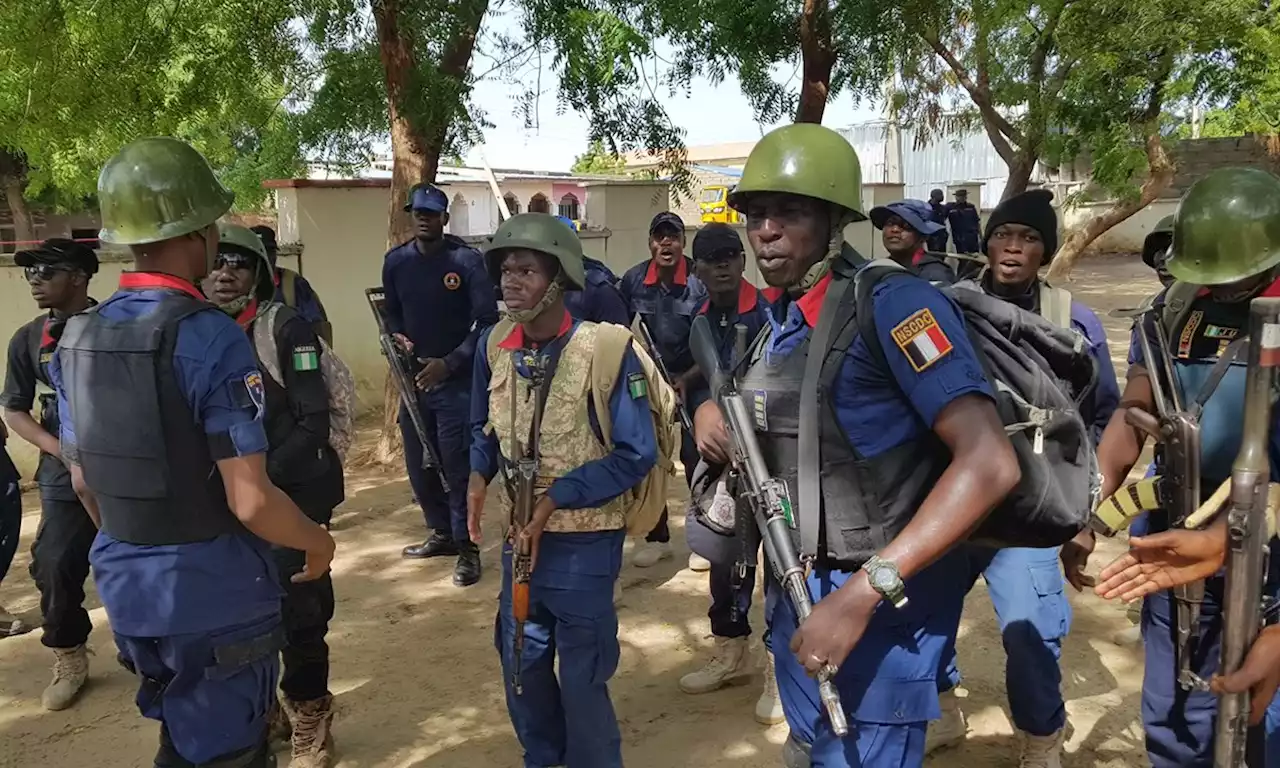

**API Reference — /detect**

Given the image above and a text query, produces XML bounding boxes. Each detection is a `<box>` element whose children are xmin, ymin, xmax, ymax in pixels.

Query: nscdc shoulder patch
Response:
<box><xmin>890</xmin><ymin>308</ymin><xmax>954</xmax><ymax>372</ymax></box>
<box><xmin>627</xmin><ymin>372</ymin><xmax>648</xmax><ymax>400</ymax></box>
<box><xmin>443</xmin><ymin>272</ymin><xmax>462</xmax><ymax>290</ymax></box>
<box><xmin>243</xmin><ymin>371</ymin><xmax>265</xmax><ymax>419</ymax></box>
<box><xmin>293</xmin><ymin>344</ymin><xmax>320</xmax><ymax>372</ymax></box>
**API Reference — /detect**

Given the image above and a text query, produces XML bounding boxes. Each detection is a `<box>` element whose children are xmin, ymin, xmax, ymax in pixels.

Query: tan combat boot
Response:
<box><xmin>42</xmin><ymin>645</ymin><xmax>90</xmax><ymax>711</ymax></box>
<box><xmin>679</xmin><ymin>636</ymin><xmax>751</xmax><ymax>694</ymax></box>
<box><xmin>284</xmin><ymin>694</ymin><xmax>335</xmax><ymax>768</ymax></box>
<box><xmin>924</xmin><ymin>688</ymin><xmax>967</xmax><ymax>754</ymax></box>
<box><xmin>754</xmin><ymin>651</ymin><xmax>785</xmax><ymax>725</ymax></box>
<box><xmin>0</xmin><ymin>604</ymin><xmax>31</xmax><ymax>637</ymax></box>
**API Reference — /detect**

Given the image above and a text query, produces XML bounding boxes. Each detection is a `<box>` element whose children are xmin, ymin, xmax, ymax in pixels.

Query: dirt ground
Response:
<box><xmin>0</xmin><ymin>254</ymin><xmax>1160</xmax><ymax>768</ymax></box>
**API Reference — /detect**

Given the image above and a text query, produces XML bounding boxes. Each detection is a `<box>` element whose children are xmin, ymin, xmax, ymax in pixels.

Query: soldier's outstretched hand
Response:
<box><xmin>1094</xmin><ymin>526</ymin><xmax>1226</xmax><ymax>602</ymax></box>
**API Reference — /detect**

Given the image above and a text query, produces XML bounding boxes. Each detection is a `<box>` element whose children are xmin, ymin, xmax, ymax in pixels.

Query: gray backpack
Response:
<box><xmin>852</xmin><ymin>260</ymin><xmax>1100</xmax><ymax>548</ymax></box>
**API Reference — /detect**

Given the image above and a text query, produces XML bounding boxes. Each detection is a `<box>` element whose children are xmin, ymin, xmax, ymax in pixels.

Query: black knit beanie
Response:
<box><xmin>983</xmin><ymin>189</ymin><xmax>1059</xmax><ymax>264</ymax></box>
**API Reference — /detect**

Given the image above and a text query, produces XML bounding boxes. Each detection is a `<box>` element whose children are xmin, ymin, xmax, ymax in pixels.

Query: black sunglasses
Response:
<box><xmin>214</xmin><ymin>253</ymin><xmax>255</xmax><ymax>271</ymax></box>
<box><xmin>24</xmin><ymin>264</ymin><xmax>75</xmax><ymax>281</ymax></box>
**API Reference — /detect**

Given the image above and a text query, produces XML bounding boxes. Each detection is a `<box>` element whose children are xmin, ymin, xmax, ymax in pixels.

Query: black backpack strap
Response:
<box><xmin>852</xmin><ymin>260</ymin><xmax>915</xmax><ymax>372</ymax></box>
<box><xmin>796</xmin><ymin>247</ymin><xmax>870</xmax><ymax>556</ymax></box>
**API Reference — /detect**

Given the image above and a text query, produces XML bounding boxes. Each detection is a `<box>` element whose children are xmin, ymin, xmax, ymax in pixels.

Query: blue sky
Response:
<box><xmin>460</xmin><ymin>25</ymin><xmax>882</xmax><ymax>171</ymax></box>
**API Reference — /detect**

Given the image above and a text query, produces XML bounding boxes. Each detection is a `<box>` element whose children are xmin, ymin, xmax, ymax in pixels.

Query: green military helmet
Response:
<box><xmin>1167</xmin><ymin>168</ymin><xmax>1280</xmax><ymax>285</ymax></box>
<box><xmin>483</xmin><ymin>213</ymin><xmax>586</xmax><ymax>290</ymax></box>
<box><xmin>98</xmin><ymin>137</ymin><xmax>235</xmax><ymax>246</ymax></box>
<box><xmin>216</xmin><ymin>221</ymin><xmax>274</xmax><ymax>301</ymax></box>
<box><xmin>727</xmin><ymin>123</ymin><xmax>866</xmax><ymax>221</ymax></box>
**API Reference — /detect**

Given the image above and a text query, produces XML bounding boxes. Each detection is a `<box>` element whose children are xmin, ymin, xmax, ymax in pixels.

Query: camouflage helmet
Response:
<box><xmin>1167</xmin><ymin>168</ymin><xmax>1280</xmax><ymax>285</ymax></box>
<box><xmin>216</xmin><ymin>222</ymin><xmax>274</xmax><ymax>302</ymax></box>
<box><xmin>1141</xmin><ymin>214</ymin><xmax>1174</xmax><ymax>269</ymax></box>
<box><xmin>98</xmin><ymin>138</ymin><xmax>234</xmax><ymax>246</ymax></box>
<box><xmin>483</xmin><ymin>213</ymin><xmax>586</xmax><ymax>290</ymax></box>
<box><xmin>727</xmin><ymin>124</ymin><xmax>866</xmax><ymax>220</ymax></box>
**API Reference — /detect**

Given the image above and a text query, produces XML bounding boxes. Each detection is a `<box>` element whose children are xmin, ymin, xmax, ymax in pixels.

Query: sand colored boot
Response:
<box><xmin>285</xmin><ymin>694</ymin><xmax>335</xmax><ymax>768</ymax></box>
<box><xmin>924</xmin><ymin>688</ymin><xmax>967</xmax><ymax>754</ymax></box>
<box><xmin>42</xmin><ymin>645</ymin><xmax>89</xmax><ymax>711</ymax></box>
<box><xmin>268</xmin><ymin>700</ymin><xmax>293</xmax><ymax>745</ymax></box>
<box><xmin>679</xmin><ymin>636</ymin><xmax>751</xmax><ymax>694</ymax></box>
<box><xmin>755</xmin><ymin>651</ymin><xmax>785</xmax><ymax>725</ymax></box>
<box><xmin>1018</xmin><ymin>729</ymin><xmax>1064</xmax><ymax>768</ymax></box>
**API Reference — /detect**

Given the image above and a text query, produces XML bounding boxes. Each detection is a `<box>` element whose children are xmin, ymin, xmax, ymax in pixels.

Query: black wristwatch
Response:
<box><xmin>863</xmin><ymin>554</ymin><xmax>908</xmax><ymax>609</ymax></box>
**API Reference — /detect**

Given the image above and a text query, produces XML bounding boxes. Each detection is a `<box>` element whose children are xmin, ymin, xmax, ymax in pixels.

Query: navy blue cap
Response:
<box><xmin>692</xmin><ymin>224</ymin><xmax>744</xmax><ymax>261</ymax></box>
<box><xmin>404</xmin><ymin>184</ymin><xmax>448</xmax><ymax>213</ymax></box>
<box><xmin>649</xmin><ymin>211</ymin><xmax>685</xmax><ymax>234</ymax></box>
<box><xmin>869</xmin><ymin>200</ymin><xmax>944</xmax><ymax>236</ymax></box>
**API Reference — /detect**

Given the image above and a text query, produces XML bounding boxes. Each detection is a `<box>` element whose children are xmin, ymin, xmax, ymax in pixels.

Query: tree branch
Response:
<box><xmin>921</xmin><ymin>31</ymin><xmax>1023</xmax><ymax>162</ymax></box>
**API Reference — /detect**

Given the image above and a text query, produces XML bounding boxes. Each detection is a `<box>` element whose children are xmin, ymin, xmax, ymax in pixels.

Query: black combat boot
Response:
<box><xmin>401</xmin><ymin>531</ymin><xmax>458</xmax><ymax>559</ymax></box>
<box><xmin>453</xmin><ymin>542</ymin><xmax>482</xmax><ymax>587</ymax></box>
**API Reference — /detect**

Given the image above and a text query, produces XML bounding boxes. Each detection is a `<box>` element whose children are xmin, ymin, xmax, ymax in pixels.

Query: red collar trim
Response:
<box><xmin>795</xmin><ymin>273</ymin><xmax>833</xmax><ymax>328</ymax></box>
<box><xmin>1263</xmin><ymin>277</ymin><xmax>1280</xmax><ymax>297</ymax></box>
<box><xmin>497</xmin><ymin>309</ymin><xmax>574</xmax><ymax>350</ymax></box>
<box><xmin>644</xmin><ymin>257</ymin><xmax>688</xmax><ymax>287</ymax></box>
<box><xmin>761</xmin><ymin>286</ymin><xmax>785</xmax><ymax>303</ymax></box>
<box><xmin>235</xmin><ymin>298</ymin><xmax>260</xmax><ymax>329</ymax></box>
<box><xmin>699</xmin><ymin>279</ymin><xmax>760</xmax><ymax>315</ymax></box>
<box><xmin>910</xmin><ymin>245</ymin><xmax>927</xmax><ymax>267</ymax></box>
<box><xmin>119</xmin><ymin>272</ymin><xmax>205</xmax><ymax>301</ymax></box>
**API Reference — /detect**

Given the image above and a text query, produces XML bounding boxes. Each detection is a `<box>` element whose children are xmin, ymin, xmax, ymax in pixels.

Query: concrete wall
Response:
<box><xmin>1060</xmin><ymin>198</ymin><xmax>1179</xmax><ymax>253</ymax></box>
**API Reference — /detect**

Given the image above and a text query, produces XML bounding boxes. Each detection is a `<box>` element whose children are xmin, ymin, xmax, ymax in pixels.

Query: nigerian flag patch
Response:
<box><xmin>627</xmin><ymin>372</ymin><xmax>648</xmax><ymax>400</ymax></box>
<box><xmin>293</xmin><ymin>345</ymin><xmax>320</xmax><ymax>372</ymax></box>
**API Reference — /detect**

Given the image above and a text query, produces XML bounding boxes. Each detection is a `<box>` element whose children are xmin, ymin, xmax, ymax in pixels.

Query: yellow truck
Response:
<box><xmin>699</xmin><ymin>185</ymin><xmax>741</xmax><ymax>224</ymax></box>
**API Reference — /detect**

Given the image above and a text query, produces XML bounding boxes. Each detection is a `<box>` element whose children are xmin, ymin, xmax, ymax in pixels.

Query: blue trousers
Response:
<box><xmin>495</xmin><ymin>530</ymin><xmax>625</xmax><ymax>768</ymax></box>
<box><xmin>767</xmin><ymin>550</ymin><xmax>968</xmax><ymax>767</ymax></box>
<box><xmin>936</xmin><ymin>544</ymin><xmax>1070</xmax><ymax>736</ymax></box>
<box><xmin>398</xmin><ymin>379</ymin><xmax>471</xmax><ymax>543</ymax></box>
<box><xmin>114</xmin><ymin>613</ymin><xmax>281</xmax><ymax>765</ymax></box>
<box><xmin>1142</xmin><ymin>583</ymin><xmax>1280</xmax><ymax>766</ymax></box>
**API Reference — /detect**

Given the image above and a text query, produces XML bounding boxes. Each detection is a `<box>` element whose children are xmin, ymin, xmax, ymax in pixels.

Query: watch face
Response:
<box><xmin>870</xmin><ymin>566</ymin><xmax>897</xmax><ymax>590</ymax></box>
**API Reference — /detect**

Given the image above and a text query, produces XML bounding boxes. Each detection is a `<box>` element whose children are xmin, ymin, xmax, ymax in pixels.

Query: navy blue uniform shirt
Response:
<box><xmin>53</xmin><ymin>273</ymin><xmax>281</xmax><ymax>637</ymax></box>
<box><xmin>565</xmin><ymin>256</ymin><xmax>629</xmax><ymax>326</ymax></box>
<box><xmin>620</xmin><ymin>257</ymin><xmax>708</xmax><ymax>375</ymax></box>
<box><xmin>470</xmin><ymin>312</ymin><xmax>658</xmax><ymax>510</ymax></box>
<box><xmin>768</xmin><ymin>269</ymin><xmax>993</xmax><ymax>457</ymax></box>
<box><xmin>688</xmin><ymin>279</ymin><xmax>771</xmax><ymax>413</ymax></box>
<box><xmin>381</xmin><ymin>236</ymin><xmax>499</xmax><ymax>378</ymax></box>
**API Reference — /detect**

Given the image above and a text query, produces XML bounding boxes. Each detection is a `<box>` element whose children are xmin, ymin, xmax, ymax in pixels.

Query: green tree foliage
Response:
<box><xmin>570</xmin><ymin>140</ymin><xmax>629</xmax><ymax>175</ymax></box>
<box><xmin>0</xmin><ymin>0</ymin><xmax>306</xmax><ymax>217</ymax></box>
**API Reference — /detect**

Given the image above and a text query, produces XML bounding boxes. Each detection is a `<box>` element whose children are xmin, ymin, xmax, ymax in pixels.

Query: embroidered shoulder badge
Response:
<box><xmin>627</xmin><ymin>372</ymin><xmax>648</xmax><ymax>400</ymax></box>
<box><xmin>243</xmin><ymin>371</ymin><xmax>265</xmax><ymax>419</ymax></box>
<box><xmin>292</xmin><ymin>344</ymin><xmax>320</xmax><ymax>372</ymax></box>
<box><xmin>890</xmin><ymin>309</ymin><xmax>954</xmax><ymax>372</ymax></box>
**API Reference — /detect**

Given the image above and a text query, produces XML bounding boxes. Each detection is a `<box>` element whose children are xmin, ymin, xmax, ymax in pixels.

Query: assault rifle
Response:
<box><xmin>1214</xmin><ymin>298</ymin><xmax>1280</xmax><ymax>767</ymax></box>
<box><xmin>506</xmin><ymin>354</ymin><xmax>549</xmax><ymax>696</ymax></box>
<box><xmin>634</xmin><ymin>316</ymin><xmax>695</xmax><ymax>435</ymax></box>
<box><xmin>689</xmin><ymin>314</ymin><xmax>848</xmax><ymax>736</ymax></box>
<box><xmin>365</xmin><ymin>287</ymin><xmax>449</xmax><ymax>493</ymax></box>
<box><xmin>1125</xmin><ymin>304</ymin><xmax>1206</xmax><ymax>691</ymax></box>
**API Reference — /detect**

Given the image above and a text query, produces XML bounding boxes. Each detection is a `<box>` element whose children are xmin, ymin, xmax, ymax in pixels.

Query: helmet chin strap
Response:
<box><xmin>792</xmin><ymin>203</ymin><xmax>860</xmax><ymax>295</ymax></box>
<box><xmin>507</xmin><ymin>279</ymin><xmax>564</xmax><ymax>324</ymax></box>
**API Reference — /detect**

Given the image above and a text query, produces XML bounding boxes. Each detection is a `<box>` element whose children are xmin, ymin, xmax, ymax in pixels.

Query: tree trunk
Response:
<box><xmin>795</xmin><ymin>0</ymin><xmax>835</xmax><ymax>123</ymax></box>
<box><xmin>370</xmin><ymin>0</ymin><xmax>484</xmax><ymax>464</ymax></box>
<box><xmin>1000</xmin><ymin>152</ymin><xmax>1038</xmax><ymax>202</ymax></box>
<box><xmin>0</xmin><ymin>161</ymin><xmax>35</xmax><ymax>246</ymax></box>
<box><xmin>1047</xmin><ymin>134</ymin><xmax>1175</xmax><ymax>282</ymax></box>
